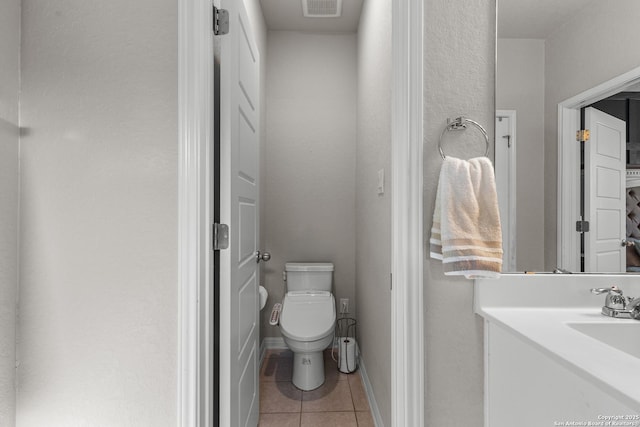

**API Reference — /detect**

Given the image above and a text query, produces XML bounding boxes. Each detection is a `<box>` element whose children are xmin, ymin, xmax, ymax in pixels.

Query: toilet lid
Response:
<box><xmin>280</xmin><ymin>291</ymin><xmax>336</xmax><ymax>342</ymax></box>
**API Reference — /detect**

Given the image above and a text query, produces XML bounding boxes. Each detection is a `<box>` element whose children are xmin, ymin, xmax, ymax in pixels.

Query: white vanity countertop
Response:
<box><xmin>479</xmin><ymin>306</ymin><xmax>640</xmax><ymax>412</ymax></box>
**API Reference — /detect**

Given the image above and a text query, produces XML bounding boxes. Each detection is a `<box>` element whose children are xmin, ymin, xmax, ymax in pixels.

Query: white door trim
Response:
<box><xmin>495</xmin><ymin>110</ymin><xmax>517</xmax><ymax>271</ymax></box>
<box><xmin>177</xmin><ymin>0</ymin><xmax>214</xmax><ymax>426</ymax></box>
<box><xmin>391</xmin><ymin>0</ymin><xmax>425</xmax><ymax>425</ymax></box>
<box><xmin>178</xmin><ymin>0</ymin><xmax>425</xmax><ymax>425</ymax></box>
<box><xmin>558</xmin><ymin>65</ymin><xmax>640</xmax><ymax>272</ymax></box>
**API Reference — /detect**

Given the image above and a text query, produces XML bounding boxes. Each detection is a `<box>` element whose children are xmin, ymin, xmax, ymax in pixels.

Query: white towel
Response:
<box><xmin>430</xmin><ymin>156</ymin><xmax>503</xmax><ymax>279</ymax></box>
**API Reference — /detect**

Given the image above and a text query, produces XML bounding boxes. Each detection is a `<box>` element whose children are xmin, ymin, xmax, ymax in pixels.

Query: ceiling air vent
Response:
<box><xmin>302</xmin><ymin>0</ymin><xmax>343</xmax><ymax>18</ymax></box>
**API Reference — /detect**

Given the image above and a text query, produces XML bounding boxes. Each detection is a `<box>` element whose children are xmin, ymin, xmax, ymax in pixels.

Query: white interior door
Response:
<box><xmin>219</xmin><ymin>0</ymin><xmax>260</xmax><ymax>425</ymax></box>
<box><xmin>584</xmin><ymin>107</ymin><xmax>626</xmax><ymax>272</ymax></box>
<box><xmin>495</xmin><ymin>111</ymin><xmax>517</xmax><ymax>271</ymax></box>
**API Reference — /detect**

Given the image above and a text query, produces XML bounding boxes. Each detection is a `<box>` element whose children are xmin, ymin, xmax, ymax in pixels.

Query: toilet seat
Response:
<box><xmin>280</xmin><ymin>291</ymin><xmax>335</xmax><ymax>342</ymax></box>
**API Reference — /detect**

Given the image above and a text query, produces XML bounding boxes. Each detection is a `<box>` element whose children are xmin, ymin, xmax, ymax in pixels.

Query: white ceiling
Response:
<box><xmin>498</xmin><ymin>0</ymin><xmax>594</xmax><ymax>39</ymax></box>
<box><xmin>259</xmin><ymin>0</ymin><xmax>365</xmax><ymax>32</ymax></box>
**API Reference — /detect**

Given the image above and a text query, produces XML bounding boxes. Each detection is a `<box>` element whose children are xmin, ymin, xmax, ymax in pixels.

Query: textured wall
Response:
<box><xmin>0</xmin><ymin>0</ymin><xmax>20</xmax><ymax>424</ymax></box>
<box><xmin>424</xmin><ymin>0</ymin><xmax>495</xmax><ymax>425</ymax></box>
<box><xmin>261</xmin><ymin>31</ymin><xmax>357</xmax><ymax>338</ymax></box>
<box><xmin>18</xmin><ymin>0</ymin><xmax>178</xmax><ymax>425</ymax></box>
<box><xmin>355</xmin><ymin>0</ymin><xmax>392</xmax><ymax>424</ymax></box>
<box><xmin>496</xmin><ymin>38</ymin><xmax>545</xmax><ymax>272</ymax></box>
<box><xmin>544</xmin><ymin>0</ymin><xmax>640</xmax><ymax>269</ymax></box>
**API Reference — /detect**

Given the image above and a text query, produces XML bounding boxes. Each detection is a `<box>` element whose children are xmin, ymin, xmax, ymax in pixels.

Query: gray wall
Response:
<box><xmin>544</xmin><ymin>0</ymin><xmax>640</xmax><ymax>268</ymax></box>
<box><xmin>424</xmin><ymin>0</ymin><xmax>495</xmax><ymax>425</ymax></box>
<box><xmin>0</xmin><ymin>0</ymin><xmax>20</xmax><ymax>424</ymax></box>
<box><xmin>356</xmin><ymin>0</ymin><xmax>391</xmax><ymax>424</ymax></box>
<box><xmin>18</xmin><ymin>0</ymin><xmax>179</xmax><ymax>424</ymax></box>
<box><xmin>261</xmin><ymin>31</ymin><xmax>357</xmax><ymax>338</ymax></box>
<box><xmin>496</xmin><ymin>38</ymin><xmax>545</xmax><ymax>272</ymax></box>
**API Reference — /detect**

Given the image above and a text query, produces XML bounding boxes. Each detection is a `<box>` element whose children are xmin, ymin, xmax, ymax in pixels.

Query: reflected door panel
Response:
<box><xmin>584</xmin><ymin>107</ymin><xmax>626</xmax><ymax>272</ymax></box>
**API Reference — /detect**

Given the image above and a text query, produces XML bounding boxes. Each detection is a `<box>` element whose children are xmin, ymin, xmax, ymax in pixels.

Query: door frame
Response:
<box><xmin>391</xmin><ymin>0</ymin><xmax>425</xmax><ymax>425</ymax></box>
<box><xmin>558</xmin><ymin>66</ymin><xmax>640</xmax><ymax>272</ymax></box>
<box><xmin>495</xmin><ymin>110</ymin><xmax>517</xmax><ymax>271</ymax></box>
<box><xmin>177</xmin><ymin>0</ymin><xmax>214</xmax><ymax>425</ymax></box>
<box><xmin>177</xmin><ymin>0</ymin><xmax>425</xmax><ymax>425</ymax></box>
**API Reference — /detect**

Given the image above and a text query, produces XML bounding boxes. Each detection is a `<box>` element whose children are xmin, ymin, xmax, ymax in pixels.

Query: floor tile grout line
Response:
<box><xmin>347</xmin><ymin>373</ymin><xmax>357</xmax><ymax>413</ymax></box>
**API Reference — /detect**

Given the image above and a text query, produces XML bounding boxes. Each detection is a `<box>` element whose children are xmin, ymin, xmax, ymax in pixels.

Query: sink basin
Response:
<box><xmin>567</xmin><ymin>322</ymin><xmax>640</xmax><ymax>359</ymax></box>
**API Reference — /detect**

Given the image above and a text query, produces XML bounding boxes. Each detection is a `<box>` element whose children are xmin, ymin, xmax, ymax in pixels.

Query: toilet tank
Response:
<box><xmin>285</xmin><ymin>263</ymin><xmax>334</xmax><ymax>292</ymax></box>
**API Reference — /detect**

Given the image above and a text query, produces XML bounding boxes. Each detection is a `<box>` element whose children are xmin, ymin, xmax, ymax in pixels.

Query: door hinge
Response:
<box><xmin>213</xmin><ymin>6</ymin><xmax>229</xmax><ymax>35</ymax></box>
<box><xmin>576</xmin><ymin>129</ymin><xmax>590</xmax><ymax>142</ymax></box>
<box><xmin>213</xmin><ymin>223</ymin><xmax>229</xmax><ymax>250</ymax></box>
<box><xmin>576</xmin><ymin>220</ymin><xmax>590</xmax><ymax>233</ymax></box>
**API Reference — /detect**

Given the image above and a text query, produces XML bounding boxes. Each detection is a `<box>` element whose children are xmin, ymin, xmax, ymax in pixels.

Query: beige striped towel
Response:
<box><xmin>430</xmin><ymin>156</ymin><xmax>503</xmax><ymax>279</ymax></box>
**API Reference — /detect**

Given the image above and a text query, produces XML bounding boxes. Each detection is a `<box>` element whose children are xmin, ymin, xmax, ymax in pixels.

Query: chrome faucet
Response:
<box><xmin>591</xmin><ymin>286</ymin><xmax>640</xmax><ymax>320</ymax></box>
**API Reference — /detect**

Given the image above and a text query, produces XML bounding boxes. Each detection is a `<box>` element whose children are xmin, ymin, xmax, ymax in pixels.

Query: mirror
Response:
<box><xmin>496</xmin><ymin>0</ymin><xmax>640</xmax><ymax>273</ymax></box>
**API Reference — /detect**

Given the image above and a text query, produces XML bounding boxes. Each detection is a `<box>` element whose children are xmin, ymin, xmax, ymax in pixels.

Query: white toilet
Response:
<box><xmin>279</xmin><ymin>262</ymin><xmax>336</xmax><ymax>391</ymax></box>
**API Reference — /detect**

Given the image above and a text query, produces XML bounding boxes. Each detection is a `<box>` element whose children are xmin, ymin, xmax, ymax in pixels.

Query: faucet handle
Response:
<box><xmin>591</xmin><ymin>286</ymin><xmax>626</xmax><ymax>309</ymax></box>
<box><xmin>590</xmin><ymin>286</ymin><xmax>621</xmax><ymax>295</ymax></box>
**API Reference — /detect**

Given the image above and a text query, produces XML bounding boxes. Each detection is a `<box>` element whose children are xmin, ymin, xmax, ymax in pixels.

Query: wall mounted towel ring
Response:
<box><xmin>438</xmin><ymin>117</ymin><xmax>490</xmax><ymax>160</ymax></box>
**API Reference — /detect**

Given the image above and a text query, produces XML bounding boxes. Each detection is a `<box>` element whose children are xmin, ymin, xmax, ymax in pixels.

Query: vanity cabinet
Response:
<box><xmin>485</xmin><ymin>321</ymin><xmax>638</xmax><ymax>427</ymax></box>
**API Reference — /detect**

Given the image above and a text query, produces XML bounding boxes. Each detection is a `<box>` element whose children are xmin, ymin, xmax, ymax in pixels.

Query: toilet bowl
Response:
<box><xmin>279</xmin><ymin>263</ymin><xmax>336</xmax><ymax>391</ymax></box>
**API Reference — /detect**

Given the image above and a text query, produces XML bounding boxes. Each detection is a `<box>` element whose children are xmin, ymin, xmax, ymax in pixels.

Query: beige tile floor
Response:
<box><xmin>259</xmin><ymin>349</ymin><xmax>375</xmax><ymax>427</ymax></box>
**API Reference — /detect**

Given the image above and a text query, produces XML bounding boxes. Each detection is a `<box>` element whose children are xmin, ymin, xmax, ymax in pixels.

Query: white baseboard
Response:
<box><xmin>259</xmin><ymin>338</ymin><xmax>384</xmax><ymax>426</ymax></box>
<box><xmin>358</xmin><ymin>355</ymin><xmax>384</xmax><ymax>427</ymax></box>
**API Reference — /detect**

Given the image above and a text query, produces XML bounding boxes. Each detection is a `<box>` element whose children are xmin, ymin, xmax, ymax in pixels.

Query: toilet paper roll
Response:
<box><xmin>337</xmin><ymin>337</ymin><xmax>358</xmax><ymax>374</ymax></box>
<box><xmin>259</xmin><ymin>286</ymin><xmax>268</xmax><ymax>311</ymax></box>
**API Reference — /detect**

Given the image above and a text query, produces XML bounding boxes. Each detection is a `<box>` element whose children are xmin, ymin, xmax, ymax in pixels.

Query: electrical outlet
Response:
<box><xmin>340</xmin><ymin>298</ymin><xmax>349</xmax><ymax>314</ymax></box>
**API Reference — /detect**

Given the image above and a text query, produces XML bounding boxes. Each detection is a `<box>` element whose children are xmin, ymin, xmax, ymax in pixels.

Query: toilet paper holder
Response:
<box><xmin>334</xmin><ymin>317</ymin><xmax>358</xmax><ymax>374</ymax></box>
